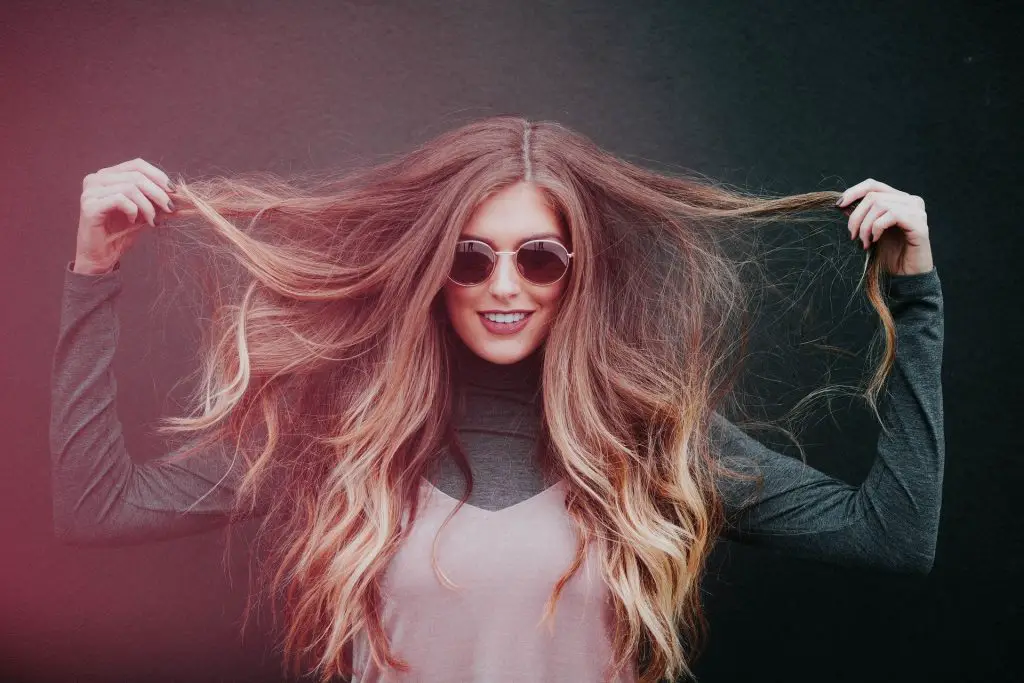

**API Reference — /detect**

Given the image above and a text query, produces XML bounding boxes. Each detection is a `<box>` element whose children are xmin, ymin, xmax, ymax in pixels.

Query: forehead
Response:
<box><xmin>460</xmin><ymin>183</ymin><xmax>568</xmax><ymax>246</ymax></box>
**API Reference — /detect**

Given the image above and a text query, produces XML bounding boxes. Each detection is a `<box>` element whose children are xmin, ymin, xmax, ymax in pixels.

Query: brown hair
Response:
<box><xmin>123</xmin><ymin>116</ymin><xmax>901</xmax><ymax>682</ymax></box>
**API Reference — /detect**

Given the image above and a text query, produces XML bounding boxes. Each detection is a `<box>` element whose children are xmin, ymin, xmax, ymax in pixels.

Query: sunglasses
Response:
<box><xmin>448</xmin><ymin>239</ymin><xmax>574</xmax><ymax>287</ymax></box>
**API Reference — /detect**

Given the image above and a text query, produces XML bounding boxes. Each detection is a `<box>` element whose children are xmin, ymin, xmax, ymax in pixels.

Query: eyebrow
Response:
<box><xmin>459</xmin><ymin>232</ymin><xmax>564</xmax><ymax>249</ymax></box>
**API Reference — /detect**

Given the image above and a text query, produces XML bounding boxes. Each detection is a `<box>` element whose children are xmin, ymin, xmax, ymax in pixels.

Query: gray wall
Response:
<box><xmin>1</xmin><ymin>0</ymin><xmax>1018</xmax><ymax>681</ymax></box>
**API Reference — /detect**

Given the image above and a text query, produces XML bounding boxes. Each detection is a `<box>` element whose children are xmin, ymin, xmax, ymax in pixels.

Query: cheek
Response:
<box><xmin>533</xmin><ymin>283</ymin><xmax>567</xmax><ymax>319</ymax></box>
<box><xmin>443</xmin><ymin>284</ymin><xmax>473</xmax><ymax>318</ymax></box>
<box><xmin>543</xmin><ymin>281</ymin><xmax>568</xmax><ymax>307</ymax></box>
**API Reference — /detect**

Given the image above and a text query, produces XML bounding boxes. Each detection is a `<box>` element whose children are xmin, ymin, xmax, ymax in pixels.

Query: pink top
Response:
<box><xmin>350</xmin><ymin>477</ymin><xmax>636</xmax><ymax>683</ymax></box>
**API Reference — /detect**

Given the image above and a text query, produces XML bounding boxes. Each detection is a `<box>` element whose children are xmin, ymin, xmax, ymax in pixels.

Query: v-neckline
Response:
<box><xmin>422</xmin><ymin>477</ymin><xmax>565</xmax><ymax>516</ymax></box>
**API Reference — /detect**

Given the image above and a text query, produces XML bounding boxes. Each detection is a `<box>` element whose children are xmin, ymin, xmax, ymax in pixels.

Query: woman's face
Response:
<box><xmin>443</xmin><ymin>182</ymin><xmax>570</xmax><ymax>365</ymax></box>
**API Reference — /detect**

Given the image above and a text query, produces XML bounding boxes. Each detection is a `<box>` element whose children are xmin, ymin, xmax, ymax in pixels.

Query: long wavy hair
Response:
<box><xmin>127</xmin><ymin>115</ymin><xmax>903</xmax><ymax>683</ymax></box>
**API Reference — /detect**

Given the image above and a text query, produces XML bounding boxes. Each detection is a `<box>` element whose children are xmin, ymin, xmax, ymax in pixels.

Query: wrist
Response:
<box><xmin>71</xmin><ymin>258</ymin><xmax>118</xmax><ymax>275</ymax></box>
<box><xmin>886</xmin><ymin>242</ymin><xmax>934</xmax><ymax>277</ymax></box>
<box><xmin>891</xmin><ymin>254</ymin><xmax>934</xmax><ymax>276</ymax></box>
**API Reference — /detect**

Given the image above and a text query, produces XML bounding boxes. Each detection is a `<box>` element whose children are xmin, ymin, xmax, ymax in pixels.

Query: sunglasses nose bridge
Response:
<box><xmin>490</xmin><ymin>250</ymin><xmax>522</xmax><ymax>287</ymax></box>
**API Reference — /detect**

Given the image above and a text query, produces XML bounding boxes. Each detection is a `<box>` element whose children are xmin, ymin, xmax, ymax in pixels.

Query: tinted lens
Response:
<box><xmin>450</xmin><ymin>241</ymin><xmax>494</xmax><ymax>285</ymax></box>
<box><xmin>449</xmin><ymin>239</ymin><xmax>571</xmax><ymax>286</ymax></box>
<box><xmin>518</xmin><ymin>240</ymin><xmax>569</xmax><ymax>284</ymax></box>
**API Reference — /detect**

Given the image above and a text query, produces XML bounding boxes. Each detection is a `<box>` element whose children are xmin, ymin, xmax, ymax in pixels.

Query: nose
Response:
<box><xmin>488</xmin><ymin>252</ymin><xmax>522</xmax><ymax>297</ymax></box>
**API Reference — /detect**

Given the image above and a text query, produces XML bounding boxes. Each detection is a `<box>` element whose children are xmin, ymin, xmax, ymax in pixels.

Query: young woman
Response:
<box><xmin>51</xmin><ymin>116</ymin><xmax>943</xmax><ymax>683</ymax></box>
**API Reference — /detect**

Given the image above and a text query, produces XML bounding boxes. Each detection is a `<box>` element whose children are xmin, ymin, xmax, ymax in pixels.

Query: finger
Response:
<box><xmin>102</xmin><ymin>157</ymin><xmax>173</xmax><ymax>193</ymax></box>
<box><xmin>859</xmin><ymin>203</ymin><xmax>887</xmax><ymax>249</ymax></box>
<box><xmin>93</xmin><ymin>170</ymin><xmax>174</xmax><ymax>213</ymax></box>
<box><xmin>837</xmin><ymin>178</ymin><xmax>898</xmax><ymax>207</ymax></box>
<box><xmin>847</xmin><ymin>194</ymin><xmax>875</xmax><ymax>244</ymax></box>
<box><xmin>92</xmin><ymin>182</ymin><xmax>158</xmax><ymax>227</ymax></box>
<box><xmin>839</xmin><ymin>196</ymin><xmax>863</xmax><ymax>218</ymax></box>
<box><xmin>870</xmin><ymin>211</ymin><xmax>897</xmax><ymax>243</ymax></box>
<box><xmin>85</xmin><ymin>192</ymin><xmax>139</xmax><ymax>226</ymax></box>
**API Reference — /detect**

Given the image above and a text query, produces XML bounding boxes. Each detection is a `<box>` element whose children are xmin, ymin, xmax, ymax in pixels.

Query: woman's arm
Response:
<box><xmin>711</xmin><ymin>267</ymin><xmax>944</xmax><ymax>574</ymax></box>
<box><xmin>49</xmin><ymin>260</ymin><xmax>269</xmax><ymax>547</ymax></box>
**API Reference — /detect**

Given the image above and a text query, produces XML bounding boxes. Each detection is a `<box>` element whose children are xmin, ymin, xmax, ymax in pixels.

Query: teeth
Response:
<box><xmin>483</xmin><ymin>312</ymin><xmax>527</xmax><ymax>324</ymax></box>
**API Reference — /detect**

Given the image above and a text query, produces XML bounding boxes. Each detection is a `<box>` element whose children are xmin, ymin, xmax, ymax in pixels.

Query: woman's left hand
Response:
<box><xmin>837</xmin><ymin>178</ymin><xmax>934</xmax><ymax>276</ymax></box>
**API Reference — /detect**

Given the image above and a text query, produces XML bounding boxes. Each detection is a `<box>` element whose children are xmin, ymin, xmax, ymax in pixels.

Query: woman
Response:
<box><xmin>51</xmin><ymin>116</ymin><xmax>944</xmax><ymax>683</ymax></box>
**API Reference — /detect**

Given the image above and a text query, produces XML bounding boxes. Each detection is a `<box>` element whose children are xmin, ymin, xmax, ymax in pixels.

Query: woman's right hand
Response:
<box><xmin>74</xmin><ymin>158</ymin><xmax>177</xmax><ymax>274</ymax></box>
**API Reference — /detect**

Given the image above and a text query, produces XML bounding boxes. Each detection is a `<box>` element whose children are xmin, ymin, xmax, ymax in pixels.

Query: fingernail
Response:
<box><xmin>167</xmin><ymin>200</ymin><xmax>175</xmax><ymax>212</ymax></box>
<box><xmin>167</xmin><ymin>181</ymin><xmax>177</xmax><ymax>193</ymax></box>
<box><xmin>835</xmin><ymin>195</ymin><xmax>845</xmax><ymax>208</ymax></box>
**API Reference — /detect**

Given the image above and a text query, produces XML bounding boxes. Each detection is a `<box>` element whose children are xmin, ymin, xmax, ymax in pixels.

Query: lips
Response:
<box><xmin>478</xmin><ymin>311</ymin><xmax>533</xmax><ymax>335</ymax></box>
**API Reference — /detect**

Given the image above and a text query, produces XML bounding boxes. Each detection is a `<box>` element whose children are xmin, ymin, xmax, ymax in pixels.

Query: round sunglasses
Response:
<box><xmin>448</xmin><ymin>239</ymin><xmax>574</xmax><ymax>287</ymax></box>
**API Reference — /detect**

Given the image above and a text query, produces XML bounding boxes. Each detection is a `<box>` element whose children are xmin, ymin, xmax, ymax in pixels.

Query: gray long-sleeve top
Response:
<box><xmin>49</xmin><ymin>259</ymin><xmax>945</xmax><ymax>576</ymax></box>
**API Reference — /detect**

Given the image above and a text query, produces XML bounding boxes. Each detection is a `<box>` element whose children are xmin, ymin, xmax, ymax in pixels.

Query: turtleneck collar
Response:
<box><xmin>449</xmin><ymin>332</ymin><xmax>544</xmax><ymax>394</ymax></box>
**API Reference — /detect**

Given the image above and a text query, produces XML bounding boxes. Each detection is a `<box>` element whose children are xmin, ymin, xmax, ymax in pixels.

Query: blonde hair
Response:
<box><xmin>130</xmin><ymin>116</ymin><xmax>901</xmax><ymax>682</ymax></box>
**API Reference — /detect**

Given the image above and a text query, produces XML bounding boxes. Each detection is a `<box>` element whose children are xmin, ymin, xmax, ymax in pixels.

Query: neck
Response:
<box><xmin>449</xmin><ymin>332</ymin><xmax>544</xmax><ymax>394</ymax></box>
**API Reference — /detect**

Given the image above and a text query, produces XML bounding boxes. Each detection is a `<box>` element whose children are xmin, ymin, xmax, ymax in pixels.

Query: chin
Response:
<box><xmin>475</xmin><ymin>340</ymin><xmax>539</xmax><ymax>364</ymax></box>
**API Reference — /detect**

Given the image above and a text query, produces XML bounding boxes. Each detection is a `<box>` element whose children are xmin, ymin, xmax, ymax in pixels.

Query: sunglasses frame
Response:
<box><xmin>447</xmin><ymin>238</ymin><xmax>575</xmax><ymax>287</ymax></box>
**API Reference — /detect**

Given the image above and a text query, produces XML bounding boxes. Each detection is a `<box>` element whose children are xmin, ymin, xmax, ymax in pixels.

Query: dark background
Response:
<box><xmin>2</xmin><ymin>0</ymin><xmax>1020</xmax><ymax>681</ymax></box>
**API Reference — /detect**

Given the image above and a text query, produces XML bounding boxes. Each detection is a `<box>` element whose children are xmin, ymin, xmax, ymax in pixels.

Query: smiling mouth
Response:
<box><xmin>479</xmin><ymin>312</ymin><xmax>533</xmax><ymax>320</ymax></box>
<box><xmin>478</xmin><ymin>311</ymin><xmax>533</xmax><ymax>331</ymax></box>
<box><xmin>477</xmin><ymin>310</ymin><xmax>535</xmax><ymax>315</ymax></box>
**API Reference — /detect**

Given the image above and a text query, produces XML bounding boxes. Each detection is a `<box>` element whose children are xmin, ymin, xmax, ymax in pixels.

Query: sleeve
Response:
<box><xmin>710</xmin><ymin>267</ymin><xmax>944</xmax><ymax>575</ymax></box>
<box><xmin>49</xmin><ymin>260</ymin><xmax>270</xmax><ymax>547</ymax></box>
